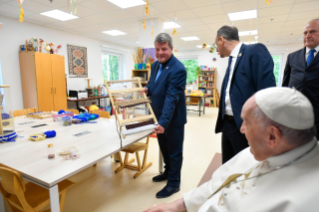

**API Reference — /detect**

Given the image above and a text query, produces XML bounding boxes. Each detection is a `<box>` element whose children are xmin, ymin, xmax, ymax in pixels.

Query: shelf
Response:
<box><xmin>199</xmin><ymin>80</ymin><xmax>214</xmax><ymax>82</ymax></box>
<box><xmin>141</xmin><ymin>81</ymin><xmax>148</xmax><ymax>84</ymax></box>
<box><xmin>132</xmin><ymin>69</ymin><xmax>149</xmax><ymax>71</ymax></box>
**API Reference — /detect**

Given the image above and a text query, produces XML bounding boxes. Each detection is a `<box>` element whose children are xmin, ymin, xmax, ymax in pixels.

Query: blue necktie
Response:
<box><xmin>221</xmin><ymin>56</ymin><xmax>233</xmax><ymax>118</ymax></box>
<box><xmin>307</xmin><ymin>49</ymin><xmax>316</xmax><ymax>67</ymax></box>
<box><xmin>155</xmin><ymin>64</ymin><xmax>163</xmax><ymax>82</ymax></box>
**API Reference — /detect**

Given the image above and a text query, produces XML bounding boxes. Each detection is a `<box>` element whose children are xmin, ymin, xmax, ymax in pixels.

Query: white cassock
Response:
<box><xmin>183</xmin><ymin>137</ymin><xmax>319</xmax><ymax>212</ymax></box>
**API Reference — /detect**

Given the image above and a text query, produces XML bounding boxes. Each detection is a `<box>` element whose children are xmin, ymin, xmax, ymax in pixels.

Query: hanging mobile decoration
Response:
<box><xmin>202</xmin><ymin>43</ymin><xmax>207</xmax><ymax>49</ymax></box>
<box><xmin>18</xmin><ymin>0</ymin><xmax>24</xmax><ymax>23</ymax></box>
<box><xmin>145</xmin><ymin>0</ymin><xmax>150</xmax><ymax>15</ymax></box>
<box><xmin>172</xmin><ymin>11</ymin><xmax>177</xmax><ymax>37</ymax></box>
<box><xmin>69</xmin><ymin>0</ymin><xmax>81</xmax><ymax>15</ymax></box>
<box><xmin>143</xmin><ymin>18</ymin><xmax>146</xmax><ymax>32</ymax></box>
<box><xmin>265</xmin><ymin>0</ymin><xmax>273</xmax><ymax>5</ymax></box>
<box><xmin>0</xmin><ymin>23</ymin><xmax>2</xmax><ymax>29</ymax></box>
<box><xmin>209</xmin><ymin>46</ymin><xmax>215</xmax><ymax>53</ymax></box>
<box><xmin>151</xmin><ymin>18</ymin><xmax>154</xmax><ymax>37</ymax></box>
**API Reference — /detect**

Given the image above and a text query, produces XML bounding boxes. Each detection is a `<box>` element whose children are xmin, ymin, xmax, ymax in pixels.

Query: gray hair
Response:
<box><xmin>251</xmin><ymin>106</ymin><xmax>316</xmax><ymax>145</ymax></box>
<box><xmin>154</xmin><ymin>33</ymin><xmax>173</xmax><ymax>48</ymax></box>
<box><xmin>217</xmin><ymin>25</ymin><xmax>240</xmax><ymax>42</ymax></box>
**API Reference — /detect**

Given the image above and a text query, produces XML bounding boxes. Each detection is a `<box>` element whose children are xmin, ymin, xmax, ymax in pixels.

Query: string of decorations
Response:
<box><xmin>18</xmin><ymin>0</ymin><xmax>24</xmax><ymax>22</ymax></box>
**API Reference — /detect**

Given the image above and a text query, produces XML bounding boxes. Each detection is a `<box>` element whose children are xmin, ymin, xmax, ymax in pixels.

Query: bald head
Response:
<box><xmin>304</xmin><ymin>19</ymin><xmax>319</xmax><ymax>49</ymax></box>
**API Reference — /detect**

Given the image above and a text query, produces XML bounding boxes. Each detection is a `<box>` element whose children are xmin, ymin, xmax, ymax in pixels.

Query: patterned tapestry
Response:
<box><xmin>67</xmin><ymin>44</ymin><xmax>88</xmax><ymax>78</ymax></box>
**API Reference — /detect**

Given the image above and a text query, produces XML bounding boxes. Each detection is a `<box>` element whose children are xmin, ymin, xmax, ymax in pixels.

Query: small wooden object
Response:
<box><xmin>26</xmin><ymin>111</ymin><xmax>51</xmax><ymax>119</ymax></box>
<box><xmin>29</xmin><ymin>133</ymin><xmax>46</xmax><ymax>141</ymax></box>
<box><xmin>85</xmin><ymin>78</ymin><xmax>92</xmax><ymax>89</ymax></box>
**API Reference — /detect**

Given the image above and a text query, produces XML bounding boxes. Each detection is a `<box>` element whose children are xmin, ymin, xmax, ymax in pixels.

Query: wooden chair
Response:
<box><xmin>0</xmin><ymin>166</ymin><xmax>74</xmax><ymax>212</ymax></box>
<box><xmin>65</xmin><ymin>108</ymin><xmax>79</xmax><ymax>115</ymax></box>
<box><xmin>13</xmin><ymin>108</ymin><xmax>37</xmax><ymax>117</ymax></box>
<box><xmin>115</xmin><ymin>136</ymin><xmax>152</xmax><ymax>178</ymax></box>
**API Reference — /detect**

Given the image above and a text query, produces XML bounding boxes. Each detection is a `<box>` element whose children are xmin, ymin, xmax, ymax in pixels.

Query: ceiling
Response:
<box><xmin>0</xmin><ymin>0</ymin><xmax>319</xmax><ymax>51</ymax></box>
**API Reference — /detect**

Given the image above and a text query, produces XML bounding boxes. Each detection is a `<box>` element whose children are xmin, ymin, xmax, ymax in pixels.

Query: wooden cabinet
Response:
<box><xmin>132</xmin><ymin>69</ymin><xmax>150</xmax><ymax>86</ymax></box>
<box><xmin>19</xmin><ymin>52</ymin><xmax>67</xmax><ymax>111</ymax></box>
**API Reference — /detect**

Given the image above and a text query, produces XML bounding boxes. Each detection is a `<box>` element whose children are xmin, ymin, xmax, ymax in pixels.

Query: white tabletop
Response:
<box><xmin>0</xmin><ymin>116</ymin><xmax>152</xmax><ymax>188</ymax></box>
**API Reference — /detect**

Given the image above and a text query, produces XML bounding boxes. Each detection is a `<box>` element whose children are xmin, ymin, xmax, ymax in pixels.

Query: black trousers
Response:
<box><xmin>222</xmin><ymin>115</ymin><xmax>248</xmax><ymax>164</ymax></box>
<box><xmin>157</xmin><ymin>125</ymin><xmax>184</xmax><ymax>188</ymax></box>
<box><xmin>316</xmin><ymin>126</ymin><xmax>319</xmax><ymax>139</ymax></box>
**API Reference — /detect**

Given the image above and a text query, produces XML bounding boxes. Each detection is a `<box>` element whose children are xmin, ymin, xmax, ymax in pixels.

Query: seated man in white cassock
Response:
<box><xmin>144</xmin><ymin>87</ymin><xmax>319</xmax><ymax>212</ymax></box>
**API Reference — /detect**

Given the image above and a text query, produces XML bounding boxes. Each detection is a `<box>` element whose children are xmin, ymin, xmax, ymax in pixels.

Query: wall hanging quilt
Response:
<box><xmin>67</xmin><ymin>44</ymin><xmax>88</xmax><ymax>78</ymax></box>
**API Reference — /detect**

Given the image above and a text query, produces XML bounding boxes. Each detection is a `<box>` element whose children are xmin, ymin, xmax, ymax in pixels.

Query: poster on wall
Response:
<box><xmin>143</xmin><ymin>48</ymin><xmax>157</xmax><ymax>62</ymax></box>
<box><xmin>67</xmin><ymin>44</ymin><xmax>88</xmax><ymax>78</ymax></box>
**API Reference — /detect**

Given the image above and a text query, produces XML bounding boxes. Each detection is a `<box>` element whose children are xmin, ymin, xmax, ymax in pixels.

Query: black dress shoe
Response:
<box><xmin>152</xmin><ymin>173</ymin><xmax>168</xmax><ymax>182</ymax></box>
<box><xmin>156</xmin><ymin>185</ymin><xmax>180</xmax><ymax>198</ymax></box>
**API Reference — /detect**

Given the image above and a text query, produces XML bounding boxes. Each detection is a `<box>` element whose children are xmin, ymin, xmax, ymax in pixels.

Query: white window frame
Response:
<box><xmin>271</xmin><ymin>53</ymin><xmax>284</xmax><ymax>86</ymax></box>
<box><xmin>101</xmin><ymin>51</ymin><xmax>123</xmax><ymax>81</ymax></box>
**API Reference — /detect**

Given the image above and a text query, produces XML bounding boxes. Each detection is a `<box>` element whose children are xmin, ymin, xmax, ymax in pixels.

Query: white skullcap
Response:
<box><xmin>255</xmin><ymin>87</ymin><xmax>314</xmax><ymax>130</ymax></box>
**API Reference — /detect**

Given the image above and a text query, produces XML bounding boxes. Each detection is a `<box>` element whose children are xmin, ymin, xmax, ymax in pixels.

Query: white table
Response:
<box><xmin>0</xmin><ymin>116</ymin><xmax>153</xmax><ymax>212</ymax></box>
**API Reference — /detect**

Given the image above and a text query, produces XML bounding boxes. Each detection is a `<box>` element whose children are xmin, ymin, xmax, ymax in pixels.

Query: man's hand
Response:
<box><xmin>143</xmin><ymin>199</ymin><xmax>186</xmax><ymax>212</ymax></box>
<box><xmin>154</xmin><ymin>124</ymin><xmax>165</xmax><ymax>134</ymax></box>
<box><xmin>141</xmin><ymin>87</ymin><xmax>148</xmax><ymax>95</ymax></box>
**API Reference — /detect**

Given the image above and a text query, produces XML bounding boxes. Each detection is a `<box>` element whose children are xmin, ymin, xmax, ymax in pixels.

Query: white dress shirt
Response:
<box><xmin>305</xmin><ymin>45</ymin><xmax>319</xmax><ymax>60</ymax></box>
<box><xmin>183</xmin><ymin>137</ymin><xmax>319</xmax><ymax>212</ymax></box>
<box><xmin>224</xmin><ymin>42</ymin><xmax>243</xmax><ymax>116</ymax></box>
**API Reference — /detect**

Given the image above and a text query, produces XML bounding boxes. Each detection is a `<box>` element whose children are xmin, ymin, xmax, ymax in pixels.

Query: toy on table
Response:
<box><xmin>43</xmin><ymin>130</ymin><xmax>56</xmax><ymax>138</ymax></box>
<box><xmin>89</xmin><ymin>102</ymin><xmax>99</xmax><ymax>112</ymax></box>
<box><xmin>62</xmin><ymin>116</ymin><xmax>72</xmax><ymax>126</ymax></box>
<box><xmin>26</xmin><ymin>112</ymin><xmax>51</xmax><ymax>119</ymax></box>
<box><xmin>29</xmin><ymin>133</ymin><xmax>46</xmax><ymax>141</ymax></box>
<box><xmin>48</xmin><ymin>144</ymin><xmax>55</xmax><ymax>159</ymax></box>
<box><xmin>0</xmin><ymin>85</ymin><xmax>17</xmax><ymax>143</ymax></box>
<box><xmin>73</xmin><ymin>113</ymin><xmax>99</xmax><ymax>122</ymax></box>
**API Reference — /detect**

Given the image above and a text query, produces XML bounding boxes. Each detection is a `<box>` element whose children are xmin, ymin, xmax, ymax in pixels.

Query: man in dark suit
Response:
<box><xmin>142</xmin><ymin>33</ymin><xmax>187</xmax><ymax>198</ymax></box>
<box><xmin>214</xmin><ymin>26</ymin><xmax>276</xmax><ymax>163</ymax></box>
<box><xmin>282</xmin><ymin>19</ymin><xmax>319</xmax><ymax>137</ymax></box>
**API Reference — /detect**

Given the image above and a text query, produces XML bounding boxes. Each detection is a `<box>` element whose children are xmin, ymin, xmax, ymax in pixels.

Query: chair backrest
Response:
<box><xmin>0</xmin><ymin>166</ymin><xmax>35</xmax><ymax>211</ymax></box>
<box><xmin>66</xmin><ymin>109</ymin><xmax>79</xmax><ymax>115</ymax></box>
<box><xmin>13</xmin><ymin>108</ymin><xmax>37</xmax><ymax>117</ymax></box>
<box><xmin>89</xmin><ymin>110</ymin><xmax>110</xmax><ymax>118</ymax></box>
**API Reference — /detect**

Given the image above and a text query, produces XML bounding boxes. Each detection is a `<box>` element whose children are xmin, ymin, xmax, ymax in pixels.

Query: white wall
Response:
<box><xmin>176</xmin><ymin>50</ymin><xmax>229</xmax><ymax>92</ymax></box>
<box><xmin>0</xmin><ymin>15</ymin><xmax>134</xmax><ymax>110</ymax></box>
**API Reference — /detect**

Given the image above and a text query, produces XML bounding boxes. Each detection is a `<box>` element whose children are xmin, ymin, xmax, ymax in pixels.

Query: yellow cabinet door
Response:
<box><xmin>51</xmin><ymin>54</ymin><xmax>67</xmax><ymax>111</ymax></box>
<box><xmin>34</xmin><ymin>53</ymin><xmax>55</xmax><ymax>111</ymax></box>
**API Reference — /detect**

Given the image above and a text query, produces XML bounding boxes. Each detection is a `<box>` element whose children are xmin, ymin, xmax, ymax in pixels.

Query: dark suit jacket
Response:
<box><xmin>215</xmin><ymin>43</ymin><xmax>276</xmax><ymax>133</ymax></box>
<box><xmin>282</xmin><ymin>47</ymin><xmax>319</xmax><ymax>127</ymax></box>
<box><xmin>146</xmin><ymin>55</ymin><xmax>187</xmax><ymax>129</ymax></box>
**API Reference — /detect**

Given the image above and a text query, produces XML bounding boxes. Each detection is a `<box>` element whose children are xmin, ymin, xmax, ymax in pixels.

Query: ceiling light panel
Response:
<box><xmin>102</xmin><ymin>30</ymin><xmax>127</xmax><ymax>36</ymax></box>
<box><xmin>228</xmin><ymin>10</ymin><xmax>257</xmax><ymax>21</ymax></box>
<box><xmin>107</xmin><ymin>0</ymin><xmax>146</xmax><ymax>9</ymax></box>
<box><xmin>239</xmin><ymin>30</ymin><xmax>258</xmax><ymax>36</ymax></box>
<box><xmin>181</xmin><ymin>36</ymin><xmax>200</xmax><ymax>41</ymax></box>
<box><xmin>163</xmin><ymin>22</ymin><xmax>181</xmax><ymax>29</ymax></box>
<box><xmin>40</xmin><ymin>9</ymin><xmax>79</xmax><ymax>21</ymax></box>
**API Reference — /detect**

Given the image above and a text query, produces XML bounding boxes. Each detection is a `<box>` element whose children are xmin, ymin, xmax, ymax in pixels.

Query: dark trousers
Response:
<box><xmin>157</xmin><ymin>125</ymin><xmax>184</xmax><ymax>188</ymax></box>
<box><xmin>222</xmin><ymin>115</ymin><xmax>248</xmax><ymax>164</ymax></box>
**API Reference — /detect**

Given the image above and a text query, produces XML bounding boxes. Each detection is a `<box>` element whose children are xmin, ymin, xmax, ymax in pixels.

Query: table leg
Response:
<box><xmin>203</xmin><ymin>97</ymin><xmax>206</xmax><ymax>114</ymax></box>
<box><xmin>49</xmin><ymin>185</ymin><xmax>60</xmax><ymax>212</ymax></box>
<box><xmin>159</xmin><ymin>150</ymin><xmax>163</xmax><ymax>173</ymax></box>
<box><xmin>0</xmin><ymin>192</ymin><xmax>5</xmax><ymax>212</ymax></box>
<box><xmin>98</xmin><ymin>98</ymin><xmax>101</xmax><ymax>108</ymax></box>
<box><xmin>199</xmin><ymin>99</ymin><xmax>201</xmax><ymax>117</ymax></box>
<box><xmin>76</xmin><ymin>101</ymin><xmax>79</xmax><ymax>110</ymax></box>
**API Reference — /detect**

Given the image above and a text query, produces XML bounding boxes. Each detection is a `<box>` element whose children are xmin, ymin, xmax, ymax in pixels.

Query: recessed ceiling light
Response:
<box><xmin>107</xmin><ymin>0</ymin><xmax>146</xmax><ymax>9</ymax></box>
<box><xmin>136</xmin><ymin>42</ymin><xmax>140</xmax><ymax>43</ymax></box>
<box><xmin>40</xmin><ymin>9</ymin><xmax>79</xmax><ymax>21</ymax></box>
<box><xmin>181</xmin><ymin>36</ymin><xmax>200</xmax><ymax>41</ymax></box>
<box><xmin>239</xmin><ymin>30</ymin><xmax>258</xmax><ymax>36</ymax></box>
<box><xmin>196</xmin><ymin>45</ymin><xmax>210</xmax><ymax>48</ymax></box>
<box><xmin>243</xmin><ymin>41</ymin><xmax>258</xmax><ymax>45</ymax></box>
<box><xmin>163</xmin><ymin>22</ymin><xmax>181</xmax><ymax>29</ymax></box>
<box><xmin>102</xmin><ymin>30</ymin><xmax>127</xmax><ymax>36</ymax></box>
<box><xmin>228</xmin><ymin>10</ymin><xmax>257</xmax><ymax>21</ymax></box>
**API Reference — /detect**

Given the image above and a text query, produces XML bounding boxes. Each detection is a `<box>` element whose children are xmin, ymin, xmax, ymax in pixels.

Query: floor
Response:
<box><xmin>4</xmin><ymin>107</ymin><xmax>222</xmax><ymax>212</ymax></box>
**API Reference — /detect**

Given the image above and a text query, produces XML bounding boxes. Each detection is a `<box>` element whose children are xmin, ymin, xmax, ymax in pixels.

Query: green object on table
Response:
<box><xmin>134</xmin><ymin>64</ymin><xmax>138</xmax><ymax>70</ymax></box>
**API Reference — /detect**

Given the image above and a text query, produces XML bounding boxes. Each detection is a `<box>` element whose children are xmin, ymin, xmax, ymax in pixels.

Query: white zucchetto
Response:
<box><xmin>255</xmin><ymin>87</ymin><xmax>314</xmax><ymax>130</ymax></box>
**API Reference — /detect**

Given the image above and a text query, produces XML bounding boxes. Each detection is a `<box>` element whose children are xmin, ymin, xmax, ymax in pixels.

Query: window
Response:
<box><xmin>180</xmin><ymin>59</ymin><xmax>198</xmax><ymax>84</ymax></box>
<box><xmin>102</xmin><ymin>53</ymin><xmax>121</xmax><ymax>81</ymax></box>
<box><xmin>271</xmin><ymin>54</ymin><xmax>284</xmax><ymax>86</ymax></box>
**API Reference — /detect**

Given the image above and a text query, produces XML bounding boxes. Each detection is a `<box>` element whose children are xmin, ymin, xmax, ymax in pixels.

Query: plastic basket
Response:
<box><xmin>52</xmin><ymin>112</ymin><xmax>74</xmax><ymax>122</ymax></box>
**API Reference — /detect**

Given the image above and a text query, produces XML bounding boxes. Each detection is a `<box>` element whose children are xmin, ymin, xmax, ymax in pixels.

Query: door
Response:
<box><xmin>34</xmin><ymin>53</ymin><xmax>54</xmax><ymax>111</ymax></box>
<box><xmin>51</xmin><ymin>54</ymin><xmax>67</xmax><ymax>110</ymax></box>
